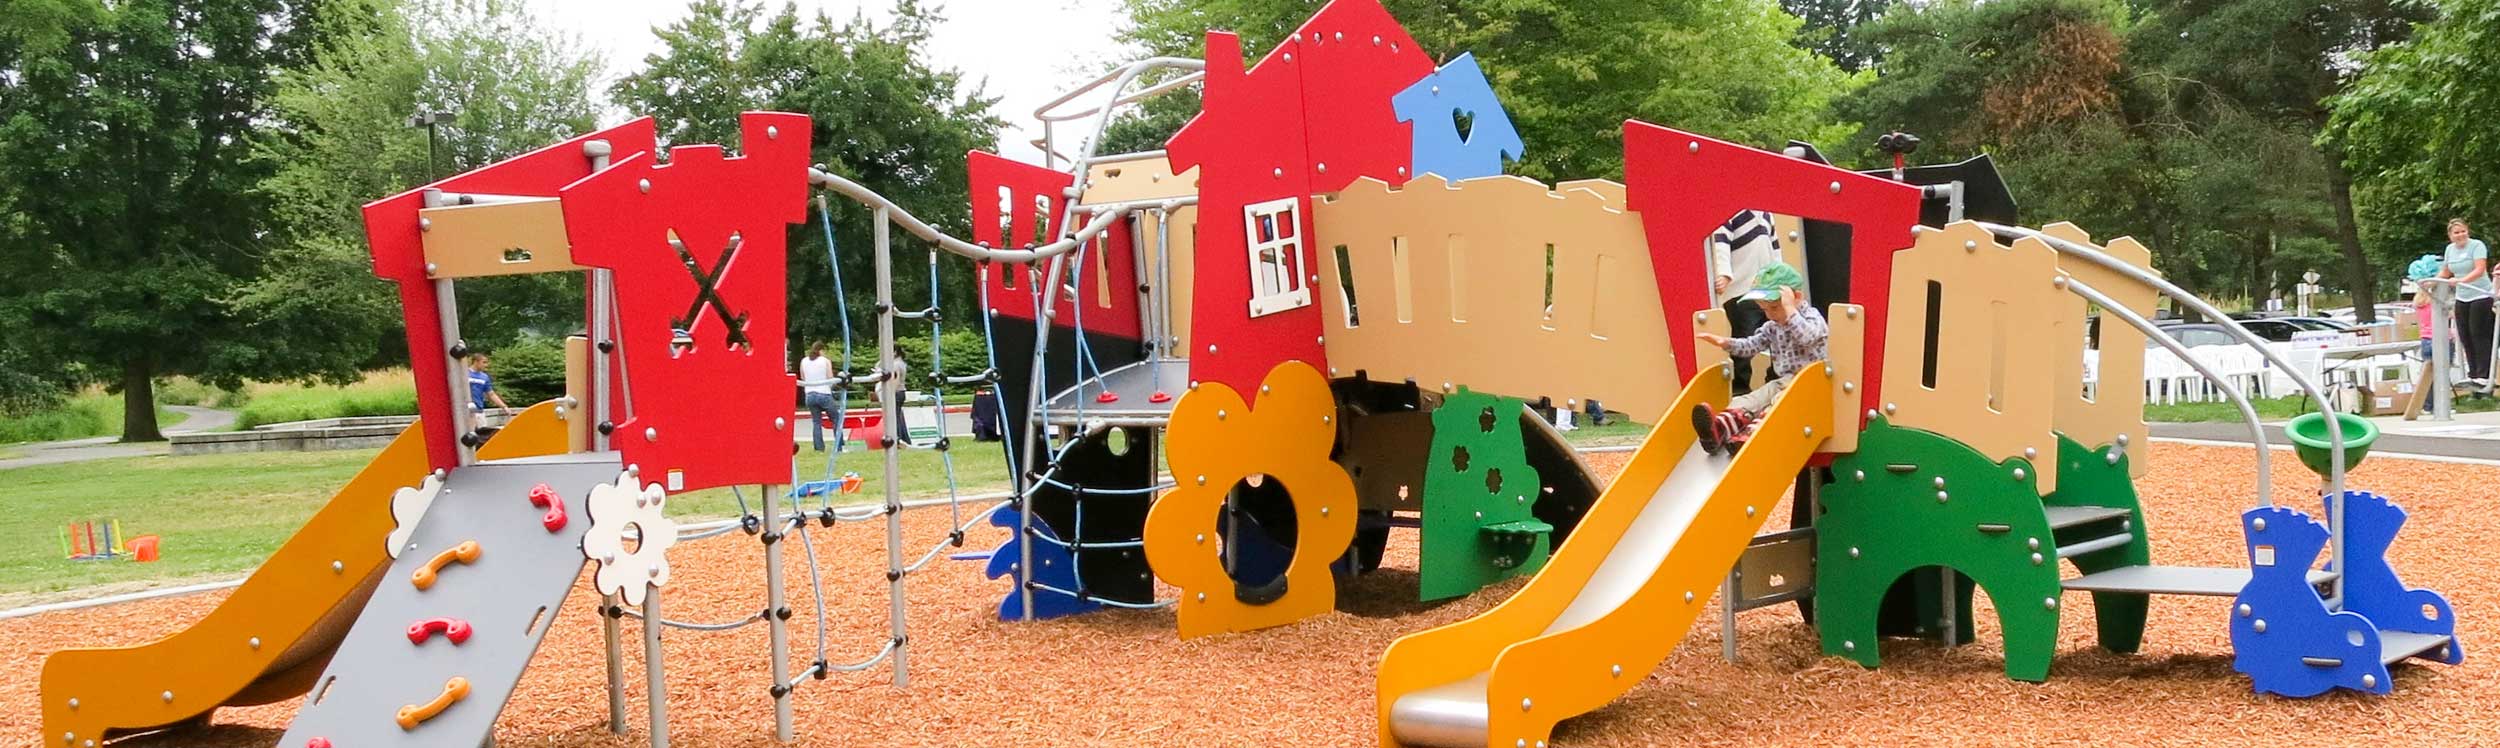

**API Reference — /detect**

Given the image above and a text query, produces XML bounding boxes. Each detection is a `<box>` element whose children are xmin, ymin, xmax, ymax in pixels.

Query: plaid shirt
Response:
<box><xmin>1724</xmin><ymin>306</ymin><xmax>1828</xmax><ymax>379</ymax></box>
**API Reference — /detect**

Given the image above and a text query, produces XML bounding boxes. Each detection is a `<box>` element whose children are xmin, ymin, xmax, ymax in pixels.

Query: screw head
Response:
<box><xmin>2252</xmin><ymin>518</ymin><xmax>2268</xmax><ymax>532</ymax></box>
<box><xmin>645</xmin><ymin>427</ymin><xmax>658</xmax><ymax>442</ymax></box>
<box><xmin>161</xmin><ymin>691</ymin><xmax>173</xmax><ymax>703</ymax></box>
<box><xmin>1848</xmin><ymin>546</ymin><xmax>1861</xmax><ymax>558</ymax></box>
<box><xmin>1935</xmin><ymin>491</ymin><xmax>1948</xmax><ymax>503</ymax></box>
<box><xmin>249</xmin><ymin>637</ymin><xmax>262</xmax><ymax>649</ymax></box>
<box><xmin>1883</xmin><ymin>403</ymin><xmax>1898</xmax><ymax>415</ymax></box>
<box><xmin>331</xmin><ymin>560</ymin><xmax>345</xmax><ymax>573</ymax></box>
<box><xmin>775</xmin><ymin>417</ymin><xmax>788</xmax><ymax>430</ymax></box>
<box><xmin>1688</xmin><ymin>141</ymin><xmax>1701</xmax><ymax>153</ymax></box>
<box><xmin>638</xmin><ymin>178</ymin><xmax>652</xmax><ymax>193</ymax></box>
<box><xmin>767</xmin><ymin>125</ymin><xmax>780</xmax><ymax>139</ymax></box>
<box><xmin>1933</xmin><ymin>477</ymin><xmax>1947</xmax><ymax>489</ymax></box>
<box><xmin>67</xmin><ymin>698</ymin><xmax>78</xmax><ymax>709</ymax></box>
<box><xmin>2237</xmin><ymin>603</ymin><xmax>2252</xmax><ymax>617</ymax></box>
<box><xmin>1684</xmin><ymin>591</ymin><xmax>1695</xmax><ymax>603</ymax></box>
<box><xmin>1829</xmin><ymin>181</ymin><xmax>1842</xmax><ymax>194</ymax></box>
<box><xmin>1854</xmin><ymin>470</ymin><xmax>1866</xmax><ymax>482</ymax></box>
<box><xmin>419</xmin><ymin>217</ymin><xmax>432</xmax><ymax>231</ymax></box>
<box><xmin>2363</xmin><ymin>674</ymin><xmax>2378</xmax><ymax>688</ymax></box>
<box><xmin>2030</xmin><ymin>553</ymin><xmax>2044</xmax><ymax>565</ymax></box>
<box><xmin>2013</xmin><ymin>467</ymin><xmax>2027</xmax><ymax>481</ymax></box>
<box><xmin>2044</xmin><ymin>598</ymin><xmax>2059</xmax><ymax>610</ymax></box>
<box><xmin>2024</xmin><ymin>447</ymin><xmax>2039</xmax><ymax>460</ymax></box>
<box><xmin>1844</xmin><ymin>640</ymin><xmax>1857</xmax><ymax>652</ymax></box>
<box><xmin>2253</xmin><ymin>618</ymin><xmax>2268</xmax><ymax>633</ymax></box>
<box><xmin>2027</xmin><ymin>537</ymin><xmax>2041</xmax><ymax>551</ymax></box>
<box><xmin>1521</xmin><ymin>698</ymin><xmax>1533</xmax><ymax>711</ymax></box>
<box><xmin>1611</xmin><ymin>664</ymin><xmax>1623</xmax><ymax>677</ymax></box>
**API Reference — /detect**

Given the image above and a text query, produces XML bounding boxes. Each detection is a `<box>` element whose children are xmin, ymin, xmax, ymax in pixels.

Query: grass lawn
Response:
<box><xmin>233</xmin><ymin>370</ymin><xmax>420</xmax><ymax>429</ymax></box>
<box><xmin>0</xmin><ymin>390</ymin><xmax>187</xmax><ymax>445</ymax></box>
<box><xmin>0</xmin><ymin>438</ymin><xmax>1016</xmax><ymax>605</ymax></box>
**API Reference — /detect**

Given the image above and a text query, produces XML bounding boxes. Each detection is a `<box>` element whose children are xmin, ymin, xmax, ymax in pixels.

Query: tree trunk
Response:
<box><xmin>121</xmin><ymin>357</ymin><xmax>161</xmax><ymax>443</ymax></box>
<box><xmin>2319</xmin><ymin>146</ymin><xmax>2378</xmax><ymax>324</ymax></box>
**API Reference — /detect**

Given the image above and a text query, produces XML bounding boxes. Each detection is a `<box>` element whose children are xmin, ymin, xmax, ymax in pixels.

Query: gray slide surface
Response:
<box><xmin>280</xmin><ymin>452</ymin><xmax>620</xmax><ymax>747</ymax></box>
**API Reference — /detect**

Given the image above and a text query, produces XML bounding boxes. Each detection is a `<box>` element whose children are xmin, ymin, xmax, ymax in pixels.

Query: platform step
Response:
<box><xmin>2044</xmin><ymin>505</ymin><xmax>2131</xmax><ymax>530</ymax></box>
<box><xmin>2056</xmin><ymin>532</ymin><xmax>2134</xmax><ymax>557</ymax></box>
<box><xmin>2062</xmin><ymin>565</ymin><xmax>2337</xmax><ymax>597</ymax></box>
<box><xmin>2380</xmin><ymin>630</ymin><xmax>2455</xmax><ymax>666</ymax></box>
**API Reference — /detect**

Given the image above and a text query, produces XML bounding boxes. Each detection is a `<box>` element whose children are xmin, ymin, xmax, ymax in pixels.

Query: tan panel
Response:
<box><xmin>1880</xmin><ymin>222</ymin><xmax>2062</xmax><ymax>493</ymax></box>
<box><xmin>1553</xmin><ymin>179</ymin><xmax>1624</xmax><ymax>205</ymax></box>
<box><xmin>1139</xmin><ymin>206</ymin><xmax>1198</xmax><ymax>352</ymax></box>
<box><xmin>1773</xmin><ymin>213</ymin><xmax>1808</xmax><ymax>269</ymax></box>
<box><xmin>1691</xmin><ymin>308</ymin><xmax>1731</xmax><ymax>374</ymax></box>
<box><xmin>2040</xmin><ymin>222</ymin><xmax>2155</xmax><ymax>476</ymax></box>
<box><xmin>1314</xmin><ymin>175</ymin><xmax>1680</xmax><ymax>422</ymax></box>
<box><xmin>1080</xmin><ymin>154</ymin><xmax>1200</xmax><ymax>206</ymax></box>
<box><xmin>1822</xmin><ymin>302</ymin><xmax>1866</xmax><ymax>454</ymax></box>
<box><xmin>419</xmin><ymin>198</ymin><xmax>583</xmax><ymax>278</ymax></box>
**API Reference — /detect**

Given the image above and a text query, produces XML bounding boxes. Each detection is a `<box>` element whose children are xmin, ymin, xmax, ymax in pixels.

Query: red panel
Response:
<box><xmin>1165</xmin><ymin>31</ymin><xmax>1328</xmax><ymax>392</ymax></box>
<box><xmin>362</xmin><ymin>120</ymin><xmax>659</xmax><ymax>471</ymax></box>
<box><xmin>560</xmin><ymin>112</ymin><xmax>811</xmax><ymax>493</ymax></box>
<box><xmin>1621</xmin><ymin>121</ymin><xmax>1923</xmax><ymax>423</ymax></box>
<box><xmin>967</xmin><ymin>151</ymin><xmax>1145</xmax><ymax>340</ymax></box>
<box><xmin>1288</xmin><ymin>0</ymin><xmax>1433</xmax><ymax>192</ymax></box>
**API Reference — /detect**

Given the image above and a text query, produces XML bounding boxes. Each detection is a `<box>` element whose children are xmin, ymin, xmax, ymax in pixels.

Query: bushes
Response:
<box><xmin>490</xmin><ymin>337</ymin><xmax>570</xmax><ymax>407</ymax></box>
<box><xmin>0</xmin><ymin>397</ymin><xmax>108</xmax><ymax>443</ymax></box>
<box><xmin>234</xmin><ymin>373</ymin><xmax>419</xmax><ymax>429</ymax></box>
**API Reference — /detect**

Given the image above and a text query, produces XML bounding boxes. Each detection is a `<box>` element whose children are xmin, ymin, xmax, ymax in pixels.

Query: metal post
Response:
<box><xmin>761</xmin><ymin>482</ymin><xmax>793</xmax><ymax>741</ymax></box>
<box><xmin>580</xmin><ymin>141</ymin><xmax>626</xmax><ymax>734</ymax></box>
<box><xmin>2430</xmin><ymin>281</ymin><xmax>2454</xmax><ymax>420</ymax></box>
<box><xmin>1014</xmin><ymin>252</ymin><xmax>1070</xmax><ymax>622</ymax></box>
<box><xmin>422</xmin><ymin>190</ymin><xmax>476</xmax><ymax>468</ymax></box>
<box><xmin>642</xmin><ymin>587</ymin><xmax>668</xmax><ymax>748</ymax></box>
<box><xmin>875</xmin><ymin>208</ymin><xmax>911</xmax><ymax>686</ymax></box>
<box><xmin>601</xmin><ymin>593</ymin><xmax>627</xmax><ymax>734</ymax></box>
<box><xmin>1938</xmin><ymin>567</ymin><xmax>1957</xmax><ymax>647</ymax></box>
<box><xmin>1718</xmin><ymin>570</ymin><xmax>1739</xmax><ymax>662</ymax></box>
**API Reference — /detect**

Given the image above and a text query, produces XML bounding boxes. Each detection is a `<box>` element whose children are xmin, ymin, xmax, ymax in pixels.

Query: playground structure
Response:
<box><xmin>33</xmin><ymin>1</ymin><xmax>2464</xmax><ymax>746</ymax></box>
<box><xmin>60</xmin><ymin>519</ymin><xmax>157</xmax><ymax>563</ymax></box>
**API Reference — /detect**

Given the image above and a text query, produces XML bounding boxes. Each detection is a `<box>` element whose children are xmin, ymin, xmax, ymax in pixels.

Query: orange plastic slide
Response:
<box><xmin>38</xmin><ymin>402</ymin><xmax>570</xmax><ymax>746</ymax></box>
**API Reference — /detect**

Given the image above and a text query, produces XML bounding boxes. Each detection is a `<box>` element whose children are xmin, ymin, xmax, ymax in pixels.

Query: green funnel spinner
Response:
<box><xmin>2285</xmin><ymin>411</ymin><xmax>2378</xmax><ymax>478</ymax></box>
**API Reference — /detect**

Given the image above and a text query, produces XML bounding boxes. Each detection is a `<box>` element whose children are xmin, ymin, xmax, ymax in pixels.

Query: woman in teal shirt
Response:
<box><xmin>2440</xmin><ymin>218</ymin><xmax>2493</xmax><ymax>385</ymax></box>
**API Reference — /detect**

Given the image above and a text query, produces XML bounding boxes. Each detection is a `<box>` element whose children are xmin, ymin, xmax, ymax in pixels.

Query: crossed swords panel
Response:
<box><xmin>669</xmin><ymin>233</ymin><xmax>751</xmax><ymax>351</ymax></box>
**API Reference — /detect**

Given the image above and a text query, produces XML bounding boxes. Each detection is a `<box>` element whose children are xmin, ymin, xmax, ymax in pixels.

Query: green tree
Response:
<box><xmin>1781</xmin><ymin>0</ymin><xmax>1896</xmax><ymax>73</ymax></box>
<box><xmin>613</xmin><ymin>0</ymin><xmax>1003</xmax><ymax>367</ymax></box>
<box><xmin>0</xmin><ymin>0</ymin><xmax>319</xmax><ymax>441</ymax></box>
<box><xmin>242</xmin><ymin>0</ymin><xmax>605</xmax><ymax>385</ymax></box>
<box><xmin>2129</xmin><ymin>0</ymin><xmax>2428</xmax><ymax>321</ymax></box>
<box><xmin>2331</xmin><ymin>0</ymin><xmax>2500</xmax><ymax>252</ymax></box>
<box><xmin>1116</xmin><ymin>0</ymin><xmax>1861</xmax><ymax>181</ymax></box>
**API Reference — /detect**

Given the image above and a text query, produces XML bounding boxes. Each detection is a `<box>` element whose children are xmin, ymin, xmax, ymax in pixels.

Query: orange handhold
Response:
<box><xmin>410</xmin><ymin>540</ymin><xmax>482</xmax><ymax>590</ymax></box>
<box><xmin>394</xmin><ymin>676</ymin><xmax>470</xmax><ymax>730</ymax></box>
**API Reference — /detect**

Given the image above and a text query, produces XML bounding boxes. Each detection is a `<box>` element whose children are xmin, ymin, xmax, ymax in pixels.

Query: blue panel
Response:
<box><xmin>2329</xmin><ymin>491</ymin><xmax>2463</xmax><ymax>664</ymax></box>
<box><xmin>983</xmin><ymin>506</ymin><xmax>1101</xmax><ymax>620</ymax></box>
<box><xmin>2230</xmin><ymin>504</ymin><xmax>2393</xmax><ymax>696</ymax></box>
<box><xmin>1391</xmin><ymin>53</ymin><xmax>1524</xmax><ymax>180</ymax></box>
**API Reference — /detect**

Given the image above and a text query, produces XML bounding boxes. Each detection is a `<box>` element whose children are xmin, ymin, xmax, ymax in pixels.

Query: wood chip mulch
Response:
<box><xmin>5</xmin><ymin>443</ymin><xmax>2493</xmax><ymax>746</ymax></box>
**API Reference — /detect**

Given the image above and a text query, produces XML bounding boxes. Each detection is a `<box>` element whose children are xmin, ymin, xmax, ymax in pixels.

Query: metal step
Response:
<box><xmin>2044</xmin><ymin>505</ymin><xmax>2131</xmax><ymax>530</ymax></box>
<box><xmin>1040</xmin><ymin>358</ymin><xmax>1190</xmax><ymax>424</ymax></box>
<box><xmin>2056</xmin><ymin>532</ymin><xmax>2134</xmax><ymax>557</ymax></box>
<box><xmin>2380</xmin><ymin>630</ymin><xmax>2455</xmax><ymax>666</ymax></box>
<box><xmin>2061</xmin><ymin>565</ymin><xmax>2337</xmax><ymax>597</ymax></box>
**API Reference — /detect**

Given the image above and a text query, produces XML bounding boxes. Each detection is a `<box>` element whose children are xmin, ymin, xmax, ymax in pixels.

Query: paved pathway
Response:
<box><xmin>0</xmin><ymin>405</ymin><xmax>234</xmax><ymax>470</ymax></box>
<box><xmin>2150</xmin><ymin>408</ymin><xmax>2500</xmax><ymax>463</ymax></box>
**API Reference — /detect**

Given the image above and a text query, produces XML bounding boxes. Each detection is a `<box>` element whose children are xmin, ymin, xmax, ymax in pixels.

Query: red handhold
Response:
<box><xmin>1095</xmin><ymin>391</ymin><xmax>1121</xmax><ymax>404</ymax></box>
<box><xmin>407</xmin><ymin>617</ymin><xmax>474</xmax><ymax>646</ymax></box>
<box><xmin>308</xmin><ymin>739</ymin><xmax>333</xmax><ymax>748</ymax></box>
<box><xmin>1148</xmin><ymin>391</ymin><xmax>1173</xmax><ymax>404</ymax></box>
<box><xmin>526</xmin><ymin>483</ymin><xmax>568</xmax><ymax>532</ymax></box>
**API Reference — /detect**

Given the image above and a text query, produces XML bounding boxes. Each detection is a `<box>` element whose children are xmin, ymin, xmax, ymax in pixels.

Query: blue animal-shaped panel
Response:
<box><xmin>2330</xmin><ymin>491</ymin><xmax>2463</xmax><ymax>664</ymax></box>
<box><xmin>1391</xmin><ymin>53</ymin><xmax>1524</xmax><ymax>180</ymax></box>
<box><xmin>2231</xmin><ymin>505</ymin><xmax>2391</xmax><ymax>696</ymax></box>
<box><xmin>984</xmin><ymin>506</ymin><xmax>1099</xmax><ymax>620</ymax></box>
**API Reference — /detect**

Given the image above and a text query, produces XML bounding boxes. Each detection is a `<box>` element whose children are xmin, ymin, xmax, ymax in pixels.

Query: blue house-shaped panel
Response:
<box><xmin>1391</xmin><ymin>53</ymin><xmax>1524</xmax><ymax>180</ymax></box>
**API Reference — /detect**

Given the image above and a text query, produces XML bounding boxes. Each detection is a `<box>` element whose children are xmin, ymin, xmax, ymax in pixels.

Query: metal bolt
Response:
<box><xmin>1196</xmin><ymin>592</ymin><xmax>1207</xmax><ymax>602</ymax></box>
<box><xmin>2030</xmin><ymin>553</ymin><xmax>2044</xmax><ymax>565</ymax></box>
<box><xmin>646</xmin><ymin>427</ymin><xmax>658</xmax><ymax>442</ymax></box>
<box><xmin>1208</xmin><ymin>344</ymin><xmax>1219</xmax><ymax>354</ymax></box>
<box><xmin>1745</xmin><ymin>505</ymin><xmax>1756</xmax><ymax>518</ymax></box>
<box><xmin>2123</xmin><ymin>520</ymin><xmax>2132</xmax><ymax>531</ymax></box>
<box><xmin>767</xmin><ymin>125</ymin><xmax>779</xmax><ymax>139</ymax></box>
<box><xmin>1687</xmin><ymin>141</ymin><xmax>1700</xmax><ymax>153</ymax></box>
<box><xmin>419</xmin><ymin>217</ymin><xmax>433</xmax><ymax>231</ymax></box>
<box><xmin>249</xmin><ymin>637</ymin><xmax>261</xmax><ymax>650</ymax></box>
<box><xmin>1933</xmin><ymin>477</ymin><xmax>1947</xmax><ymax>489</ymax></box>
<box><xmin>1684</xmin><ymin>591</ymin><xmax>1695</xmax><ymax>603</ymax></box>
<box><xmin>1804</xmin><ymin>426</ymin><xmax>1815</xmax><ymax>437</ymax></box>
<box><xmin>2363</xmin><ymin>674</ymin><xmax>2378</xmax><ymax>688</ymax></box>
<box><xmin>1854</xmin><ymin>470</ymin><xmax>1866</xmax><ymax>482</ymax></box>
<box><xmin>2116</xmin><ymin>433</ymin><xmax>2131</xmax><ymax>446</ymax></box>
<box><xmin>1936</xmin><ymin>491</ymin><xmax>1948</xmax><ymax>503</ymax></box>
<box><xmin>1260</xmin><ymin>384</ymin><xmax>1271</xmax><ymax>394</ymax></box>
<box><xmin>1323</xmin><ymin>415</ymin><xmax>1334</xmax><ymax>424</ymax></box>
<box><xmin>2024</xmin><ymin>447</ymin><xmax>2038</xmax><ymax>460</ymax></box>
<box><xmin>775</xmin><ymin>417</ymin><xmax>787</xmax><ymax>430</ymax></box>
<box><xmin>1884</xmin><ymin>403</ymin><xmax>1898</xmax><ymax>416</ymax></box>
<box><xmin>1611</xmin><ymin>665</ymin><xmax>1623</xmax><ymax>677</ymax></box>
<box><xmin>425</xmin><ymin>262</ymin><xmax>440</xmax><ymax>275</ymax></box>
<box><xmin>161</xmin><ymin>691</ymin><xmax>173</xmax><ymax>703</ymax></box>
<box><xmin>1373</xmin><ymin>35</ymin><xmax>1382</xmax><ymax>44</ymax></box>
<box><xmin>2105</xmin><ymin>451</ymin><xmax>2120</xmax><ymax>466</ymax></box>
<box><xmin>1521</xmin><ymin>698</ymin><xmax>1533</xmax><ymax>711</ymax></box>
<box><xmin>1195</xmin><ymin>475</ymin><xmax>1206</xmax><ymax>486</ymax></box>
<box><xmin>1864</xmin><ymin>408</ymin><xmax>1879</xmax><ymax>420</ymax></box>
<box><xmin>1196</xmin><ymin>534</ymin><xmax>1206</xmax><ymax>544</ymax></box>
<box><xmin>2252</xmin><ymin>518</ymin><xmax>2268</xmax><ymax>532</ymax></box>
<box><xmin>2013</xmin><ymin>467</ymin><xmax>2027</xmax><ymax>481</ymax></box>
<box><xmin>1829</xmin><ymin>181</ymin><xmax>1842</xmax><ymax>194</ymax></box>
<box><xmin>1318</xmin><ymin>162</ymin><xmax>1329</xmax><ymax>174</ymax></box>
<box><xmin>2044</xmin><ymin>598</ymin><xmax>2059</xmax><ymax>610</ymax></box>
<box><xmin>332</xmin><ymin>560</ymin><xmax>345</xmax><ymax>573</ymax></box>
<box><xmin>1321</xmin><ymin>506</ymin><xmax>1332</xmax><ymax>516</ymax></box>
<box><xmin>2027</xmin><ymin>538</ymin><xmax>2041</xmax><ymax>550</ymax></box>
<box><xmin>638</xmin><ymin>179</ymin><xmax>652</xmax><ymax>194</ymax></box>
<box><xmin>1844</xmin><ymin>640</ymin><xmax>1857</xmax><ymax>652</ymax></box>
<box><xmin>1398</xmin><ymin>166</ymin><xmax>1408</xmax><ymax>176</ymax></box>
<box><xmin>2253</xmin><ymin>619</ymin><xmax>2268</xmax><ymax>633</ymax></box>
<box><xmin>1216</xmin><ymin>410</ymin><xmax>1227</xmax><ymax>420</ymax></box>
<box><xmin>2237</xmin><ymin>603</ymin><xmax>2252</xmax><ymax>617</ymax></box>
<box><xmin>1283</xmin><ymin>53</ymin><xmax>1293</xmax><ymax>62</ymax></box>
<box><xmin>1272</xmin><ymin>168</ymin><xmax>1282</xmax><ymax>178</ymax></box>
<box><xmin>67</xmin><ymin>698</ymin><xmax>78</xmax><ymax>709</ymax></box>
<box><xmin>2054</xmin><ymin>276</ymin><xmax>2070</xmax><ymax>290</ymax></box>
<box><xmin>1848</xmin><ymin>547</ymin><xmax>1861</xmax><ymax>558</ymax></box>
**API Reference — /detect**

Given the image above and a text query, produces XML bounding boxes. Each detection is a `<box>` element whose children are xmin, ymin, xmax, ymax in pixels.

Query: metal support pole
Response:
<box><xmin>601</xmin><ymin>593</ymin><xmax>627</xmax><ymax>734</ymax></box>
<box><xmin>1014</xmin><ymin>253</ymin><xmax>1070</xmax><ymax>622</ymax></box>
<box><xmin>642</xmin><ymin>588</ymin><xmax>668</xmax><ymax>748</ymax></box>
<box><xmin>2430</xmin><ymin>281</ymin><xmax>2454</xmax><ymax>420</ymax></box>
<box><xmin>1718</xmin><ymin>570</ymin><xmax>1739</xmax><ymax>662</ymax></box>
<box><xmin>1938</xmin><ymin>567</ymin><xmax>1957</xmax><ymax>647</ymax></box>
<box><xmin>761</xmin><ymin>482</ymin><xmax>794</xmax><ymax>741</ymax></box>
<box><xmin>875</xmin><ymin>208</ymin><xmax>911</xmax><ymax>686</ymax></box>
<box><xmin>422</xmin><ymin>190</ymin><xmax>476</xmax><ymax>468</ymax></box>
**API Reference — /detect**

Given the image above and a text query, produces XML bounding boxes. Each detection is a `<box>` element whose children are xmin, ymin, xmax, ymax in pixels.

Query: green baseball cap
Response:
<box><xmin>1740</xmin><ymin>261</ymin><xmax>1805</xmax><ymax>302</ymax></box>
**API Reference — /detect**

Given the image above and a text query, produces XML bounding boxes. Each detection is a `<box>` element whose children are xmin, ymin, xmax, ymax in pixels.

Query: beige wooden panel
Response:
<box><xmin>1690</xmin><ymin>309</ymin><xmax>1731</xmax><ymax>375</ymax></box>
<box><xmin>1773</xmin><ymin>213</ymin><xmax>1807</xmax><ymax>270</ymax></box>
<box><xmin>1080</xmin><ymin>154</ymin><xmax>1200</xmax><ymax>206</ymax></box>
<box><xmin>2040</xmin><ymin>222</ymin><xmax>2154</xmax><ymax>476</ymax></box>
<box><xmin>1139</xmin><ymin>206</ymin><xmax>1197</xmax><ymax>352</ymax></box>
<box><xmin>563</xmin><ymin>336</ymin><xmax>590</xmax><ymax>454</ymax></box>
<box><xmin>420</xmin><ymin>198</ymin><xmax>583</xmax><ymax>278</ymax></box>
<box><xmin>1313</xmin><ymin>175</ymin><xmax>1679</xmax><ymax>422</ymax></box>
<box><xmin>1553</xmin><ymin>179</ymin><xmax>1624</xmax><ymax>205</ymax></box>
<box><xmin>1880</xmin><ymin>222</ymin><xmax>2062</xmax><ymax>494</ymax></box>
<box><xmin>1822</xmin><ymin>302</ymin><xmax>1866</xmax><ymax>454</ymax></box>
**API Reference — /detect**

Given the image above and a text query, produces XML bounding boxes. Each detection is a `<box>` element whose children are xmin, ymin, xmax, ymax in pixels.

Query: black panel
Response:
<box><xmin>989</xmin><ymin>320</ymin><xmax>1155</xmax><ymax>604</ymax></box>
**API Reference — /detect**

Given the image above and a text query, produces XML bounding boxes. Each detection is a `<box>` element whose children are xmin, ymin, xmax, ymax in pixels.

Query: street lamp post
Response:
<box><xmin>406</xmin><ymin>110</ymin><xmax>458</xmax><ymax>179</ymax></box>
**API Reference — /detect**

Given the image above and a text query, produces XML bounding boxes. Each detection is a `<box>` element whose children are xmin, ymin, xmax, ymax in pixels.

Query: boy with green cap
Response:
<box><xmin>1692</xmin><ymin>261</ymin><xmax>1824</xmax><ymax>455</ymax></box>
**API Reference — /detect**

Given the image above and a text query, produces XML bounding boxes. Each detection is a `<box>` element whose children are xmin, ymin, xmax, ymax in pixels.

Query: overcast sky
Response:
<box><xmin>518</xmin><ymin>0</ymin><xmax>1137</xmax><ymax>162</ymax></box>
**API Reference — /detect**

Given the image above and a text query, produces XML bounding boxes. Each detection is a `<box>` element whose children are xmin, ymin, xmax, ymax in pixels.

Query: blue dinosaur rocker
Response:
<box><xmin>2231</xmin><ymin>491</ymin><xmax>2461</xmax><ymax>697</ymax></box>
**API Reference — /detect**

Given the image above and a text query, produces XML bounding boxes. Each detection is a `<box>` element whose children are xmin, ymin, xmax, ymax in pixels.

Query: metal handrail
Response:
<box><xmin>1980</xmin><ymin>221</ymin><xmax>2348</xmax><ymax>605</ymax></box>
<box><xmin>2066</xmin><ymin>278</ymin><xmax>2273</xmax><ymax>506</ymax></box>
<box><xmin>1031</xmin><ymin>58</ymin><xmax>1206</xmax><ymax>123</ymax></box>
<box><xmin>805</xmin><ymin>167</ymin><xmax>1195</xmax><ymax>263</ymax></box>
